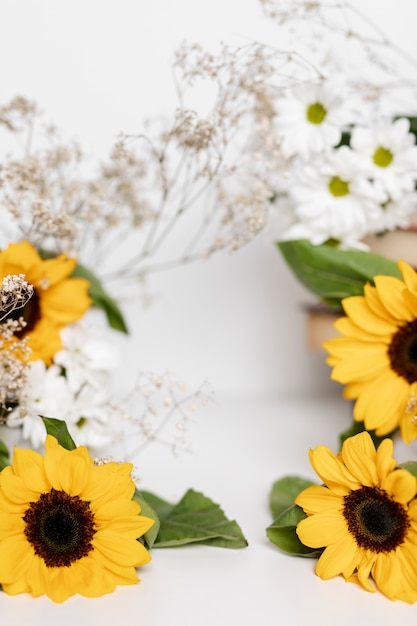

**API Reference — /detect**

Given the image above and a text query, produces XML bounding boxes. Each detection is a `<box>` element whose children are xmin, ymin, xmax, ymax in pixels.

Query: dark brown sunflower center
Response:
<box><xmin>3</xmin><ymin>288</ymin><xmax>41</xmax><ymax>337</ymax></box>
<box><xmin>343</xmin><ymin>485</ymin><xmax>410</xmax><ymax>553</ymax></box>
<box><xmin>388</xmin><ymin>319</ymin><xmax>417</xmax><ymax>384</ymax></box>
<box><xmin>23</xmin><ymin>489</ymin><xmax>96</xmax><ymax>567</ymax></box>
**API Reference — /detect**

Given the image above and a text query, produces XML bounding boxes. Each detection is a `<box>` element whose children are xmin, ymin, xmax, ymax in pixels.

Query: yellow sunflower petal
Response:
<box><xmin>11</xmin><ymin>446</ymin><xmax>49</xmax><ymax>493</ymax></box>
<box><xmin>0</xmin><ymin>472</ymin><xmax>39</xmax><ymax>510</ymax></box>
<box><xmin>355</xmin><ymin>553</ymin><xmax>377</xmax><ymax>593</ymax></box>
<box><xmin>37</xmin><ymin>254</ymin><xmax>76</xmax><ymax>285</ymax></box>
<box><xmin>363</xmin><ymin>283</ymin><xmax>397</xmax><ymax>323</ymax></box>
<box><xmin>342</xmin><ymin>296</ymin><xmax>396</xmax><ymax>335</ymax></box>
<box><xmin>374</xmin><ymin>275</ymin><xmax>413</xmax><ymax>321</ymax></box>
<box><xmin>90</xmin><ymin>551</ymin><xmax>140</xmax><ymax>583</ymax></box>
<box><xmin>399</xmin><ymin>412</ymin><xmax>417</xmax><ymax>444</ymax></box>
<box><xmin>333</xmin><ymin>316</ymin><xmax>380</xmax><ymax>341</ymax></box>
<box><xmin>340</xmin><ymin>432</ymin><xmax>378</xmax><ymax>486</ymax></box>
<box><xmin>399</xmin><ymin>260</ymin><xmax>417</xmax><ymax>293</ymax></box>
<box><xmin>93</xmin><ymin>498</ymin><xmax>141</xmax><ymax>521</ymax></box>
<box><xmin>0</xmin><ymin>535</ymin><xmax>34</xmax><ymax>584</ymax></box>
<box><xmin>352</xmin><ymin>371</ymin><xmax>408</xmax><ymax>434</ymax></box>
<box><xmin>41</xmin><ymin>277</ymin><xmax>91</xmax><ymax>325</ymax></box>
<box><xmin>381</xmin><ymin>469</ymin><xmax>417</xmax><ymax>504</ymax></box>
<box><xmin>83</xmin><ymin>462</ymin><xmax>135</xmax><ymax>504</ymax></box>
<box><xmin>328</xmin><ymin>341</ymin><xmax>389</xmax><ymax>383</ymax></box>
<box><xmin>308</xmin><ymin>446</ymin><xmax>358</xmax><ymax>494</ymax></box>
<box><xmin>373</xmin><ymin>549</ymin><xmax>417</xmax><ymax>603</ymax></box>
<box><xmin>375</xmin><ymin>438</ymin><xmax>396</xmax><ymax>484</ymax></box>
<box><xmin>295</xmin><ymin>485</ymin><xmax>343</xmax><ymax>515</ymax></box>
<box><xmin>296</xmin><ymin>510</ymin><xmax>347</xmax><ymax>549</ymax></box>
<box><xmin>401</xmin><ymin>290</ymin><xmax>417</xmax><ymax>319</ymax></box>
<box><xmin>0</xmin><ymin>241</ymin><xmax>39</xmax><ymax>277</ymax></box>
<box><xmin>93</xmin><ymin>530</ymin><xmax>151</xmax><ymax>567</ymax></box>
<box><xmin>315</xmin><ymin>533</ymin><xmax>361</xmax><ymax>580</ymax></box>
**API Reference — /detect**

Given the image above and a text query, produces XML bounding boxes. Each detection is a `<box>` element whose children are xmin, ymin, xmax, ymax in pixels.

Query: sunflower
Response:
<box><xmin>323</xmin><ymin>260</ymin><xmax>417</xmax><ymax>443</ymax></box>
<box><xmin>295</xmin><ymin>431</ymin><xmax>417</xmax><ymax>603</ymax></box>
<box><xmin>0</xmin><ymin>435</ymin><xmax>154</xmax><ymax>602</ymax></box>
<box><xmin>0</xmin><ymin>241</ymin><xmax>91</xmax><ymax>364</ymax></box>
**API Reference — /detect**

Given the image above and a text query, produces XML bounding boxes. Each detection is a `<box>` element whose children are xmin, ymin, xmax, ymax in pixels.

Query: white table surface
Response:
<box><xmin>1</xmin><ymin>394</ymin><xmax>416</xmax><ymax>625</ymax></box>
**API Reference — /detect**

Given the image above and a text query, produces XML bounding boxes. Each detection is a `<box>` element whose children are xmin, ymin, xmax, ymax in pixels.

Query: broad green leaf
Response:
<box><xmin>133</xmin><ymin>489</ymin><xmax>161</xmax><ymax>549</ymax></box>
<box><xmin>278</xmin><ymin>240</ymin><xmax>401</xmax><ymax>309</ymax></box>
<box><xmin>0</xmin><ymin>439</ymin><xmax>10</xmax><ymax>471</ymax></box>
<box><xmin>267</xmin><ymin>504</ymin><xmax>322</xmax><ymax>558</ymax></box>
<box><xmin>41</xmin><ymin>417</ymin><xmax>77</xmax><ymax>450</ymax></box>
<box><xmin>270</xmin><ymin>475</ymin><xmax>316</xmax><ymax>519</ymax></box>
<box><xmin>140</xmin><ymin>489</ymin><xmax>248</xmax><ymax>549</ymax></box>
<box><xmin>338</xmin><ymin>420</ymin><xmax>397</xmax><ymax>450</ymax></box>
<box><xmin>399</xmin><ymin>461</ymin><xmax>417</xmax><ymax>479</ymax></box>
<box><xmin>71</xmin><ymin>263</ymin><xmax>129</xmax><ymax>334</ymax></box>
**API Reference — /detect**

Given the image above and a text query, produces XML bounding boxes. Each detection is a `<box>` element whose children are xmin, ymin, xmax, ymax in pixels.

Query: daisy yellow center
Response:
<box><xmin>373</xmin><ymin>146</ymin><xmax>394</xmax><ymax>168</ymax></box>
<box><xmin>4</xmin><ymin>288</ymin><xmax>41</xmax><ymax>337</ymax></box>
<box><xmin>306</xmin><ymin>102</ymin><xmax>327</xmax><ymax>125</ymax></box>
<box><xmin>23</xmin><ymin>489</ymin><xmax>96</xmax><ymax>568</ymax></box>
<box><xmin>388</xmin><ymin>320</ymin><xmax>417</xmax><ymax>384</ymax></box>
<box><xmin>328</xmin><ymin>176</ymin><xmax>350</xmax><ymax>197</ymax></box>
<box><xmin>343</xmin><ymin>485</ymin><xmax>410</xmax><ymax>553</ymax></box>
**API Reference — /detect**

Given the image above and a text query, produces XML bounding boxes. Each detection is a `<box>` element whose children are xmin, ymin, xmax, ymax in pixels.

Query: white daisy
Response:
<box><xmin>53</xmin><ymin>308</ymin><xmax>120</xmax><ymax>393</ymax></box>
<box><xmin>281</xmin><ymin>146</ymin><xmax>387</xmax><ymax>247</ymax></box>
<box><xmin>9</xmin><ymin>361</ymin><xmax>75</xmax><ymax>449</ymax></box>
<box><xmin>368</xmin><ymin>192</ymin><xmax>417</xmax><ymax>234</ymax></box>
<box><xmin>66</xmin><ymin>384</ymin><xmax>122</xmax><ymax>450</ymax></box>
<box><xmin>350</xmin><ymin>117</ymin><xmax>417</xmax><ymax>200</ymax></box>
<box><xmin>274</xmin><ymin>81</ymin><xmax>347</xmax><ymax>159</ymax></box>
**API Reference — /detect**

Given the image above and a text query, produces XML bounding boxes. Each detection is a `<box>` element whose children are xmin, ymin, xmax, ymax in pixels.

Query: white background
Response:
<box><xmin>2</xmin><ymin>0</ymin><xmax>416</xmax><ymax>401</ymax></box>
<box><xmin>1</xmin><ymin>2</ymin><xmax>417</xmax><ymax>620</ymax></box>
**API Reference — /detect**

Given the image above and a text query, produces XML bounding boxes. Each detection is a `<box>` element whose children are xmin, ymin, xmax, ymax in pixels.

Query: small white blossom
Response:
<box><xmin>281</xmin><ymin>146</ymin><xmax>387</xmax><ymax>247</ymax></box>
<box><xmin>66</xmin><ymin>384</ymin><xmax>122</xmax><ymax>450</ymax></box>
<box><xmin>9</xmin><ymin>361</ymin><xmax>75</xmax><ymax>449</ymax></box>
<box><xmin>351</xmin><ymin>117</ymin><xmax>417</xmax><ymax>201</ymax></box>
<box><xmin>274</xmin><ymin>81</ymin><xmax>348</xmax><ymax>159</ymax></box>
<box><xmin>53</xmin><ymin>309</ymin><xmax>120</xmax><ymax>393</ymax></box>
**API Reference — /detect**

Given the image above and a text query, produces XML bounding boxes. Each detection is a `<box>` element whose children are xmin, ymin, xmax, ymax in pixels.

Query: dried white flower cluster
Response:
<box><xmin>117</xmin><ymin>371</ymin><xmax>213</xmax><ymax>457</ymax></box>
<box><xmin>0</xmin><ymin>274</ymin><xmax>34</xmax><ymax>420</ymax></box>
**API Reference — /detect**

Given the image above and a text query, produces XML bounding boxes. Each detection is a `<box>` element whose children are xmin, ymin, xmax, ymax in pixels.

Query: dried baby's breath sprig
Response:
<box><xmin>0</xmin><ymin>273</ymin><xmax>34</xmax><ymax>323</ymax></box>
<box><xmin>117</xmin><ymin>371</ymin><xmax>214</xmax><ymax>457</ymax></box>
<box><xmin>0</xmin><ymin>274</ymin><xmax>33</xmax><ymax>421</ymax></box>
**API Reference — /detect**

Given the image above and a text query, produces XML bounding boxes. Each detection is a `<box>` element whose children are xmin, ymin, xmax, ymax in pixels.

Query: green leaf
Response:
<box><xmin>270</xmin><ymin>475</ymin><xmax>316</xmax><ymax>519</ymax></box>
<box><xmin>41</xmin><ymin>417</ymin><xmax>77</xmax><ymax>450</ymax></box>
<box><xmin>71</xmin><ymin>263</ymin><xmax>129</xmax><ymax>334</ymax></box>
<box><xmin>133</xmin><ymin>489</ymin><xmax>161</xmax><ymax>549</ymax></box>
<box><xmin>399</xmin><ymin>461</ymin><xmax>417</xmax><ymax>479</ymax></box>
<box><xmin>0</xmin><ymin>439</ymin><xmax>10</xmax><ymax>471</ymax></box>
<box><xmin>267</xmin><ymin>504</ymin><xmax>322</xmax><ymax>557</ymax></box>
<box><xmin>140</xmin><ymin>489</ymin><xmax>248</xmax><ymax>549</ymax></box>
<box><xmin>338</xmin><ymin>420</ymin><xmax>397</xmax><ymax>449</ymax></box>
<box><xmin>278</xmin><ymin>240</ymin><xmax>401</xmax><ymax>309</ymax></box>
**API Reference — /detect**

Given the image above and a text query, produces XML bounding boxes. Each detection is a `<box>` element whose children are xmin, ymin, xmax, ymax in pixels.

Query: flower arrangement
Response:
<box><xmin>153</xmin><ymin>0</ymin><xmax>417</xmax><ymax>605</ymax></box>
<box><xmin>235</xmin><ymin>2</ymin><xmax>417</xmax><ymax>603</ymax></box>
<box><xmin>0</xmin><ymin>96</ymin><xmax>250</xmax><ymax>602</ymax></box>
<box><xmin>267</xmin><ymin>431</ymin><xmax>417</xmax><ymax>603</ymax></box>
<box><xmin>3</xmin><ymin>0</ymin><xmax>417</xmax><ymax>608</ymax></box>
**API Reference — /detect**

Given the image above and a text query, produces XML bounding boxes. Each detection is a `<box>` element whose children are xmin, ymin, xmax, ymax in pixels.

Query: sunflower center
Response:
<box><xmin>328</xmin><ymin>176</ymin><xmax>350</xmax><ymax>197</ymax></box>
<box><xmin>388</xmin><ymin>320</ymin><xmax>417</xmax><ymax>384</ymax></box>
<box><xmin>3</xmin><ymin>288</ymin><xmax>41</xmax><ymax>337</ymax></box>
<box><xmin>23</xmin><ymin>489</ymin><xmax>96</xmax><ymax>567</ymax></box>
<box><xmin>373</xmin><ymin>146</ymin><xmax>394</xmax><ymax>168</ymax></box>
<box><xmin>306</xmin><ymin>102</ymin><xmax>327</xmax><ymax>125</ymax></box>
<box><xmin>343</xmin><ymin>485</ymin><xmax>410</xmax><ymax>553</ymax></box>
